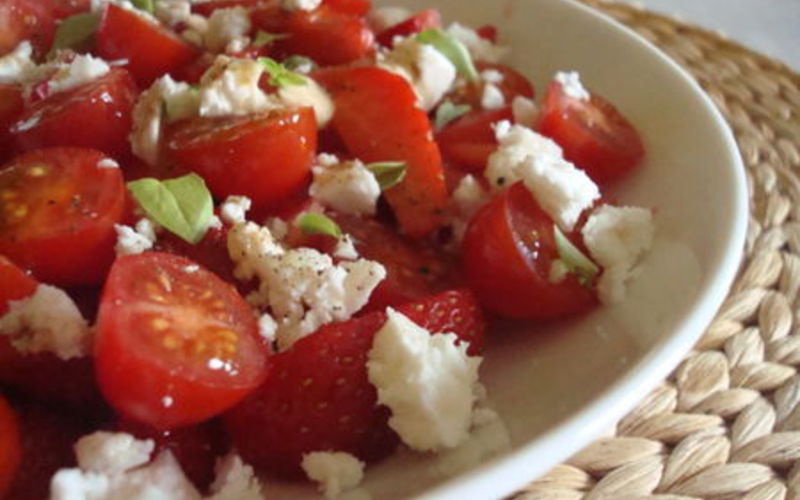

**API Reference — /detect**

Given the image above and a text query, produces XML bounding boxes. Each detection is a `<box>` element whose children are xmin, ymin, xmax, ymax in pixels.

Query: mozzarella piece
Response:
<box><xmin>367</xmin><ymin>309</ymin><xmax>482</xmax><ymax>452</ymax></box>
<box><xmin>582</xmin><ymin>205</ymin><xmax>655</xmax><ymax>304</ymax></box>
<box><xmin>381</xmin><ymin>38</ymin><xmax>457</xmax><ymax>111</ymax></box>
<box><xmin>446</xmin><ymin>23</ymin><xmax>508</xmax><ymax>63</ymax></box>
<box><xmin>309</xmin><ymin>159</ymin><xmax>381</xmax><ymax>216</ymax></box>
<box><xmin>554</xmin><ymin>70</ymin><xmax>590</xmax><ymax>101</ymax></box>
<box><xmin>0</xmin><ymin>41</ymin><xmax>35</xmax><ymax>84</ymax></box>
<box><xmin>219</xmin><ymin>195</ymin><xmax>252</xmax><ymax>225</ymax></box>
<box><xmin>301</xmin><ymin>452</ymin><xmax>365</xmax><ymax>499</ymax></box>
<box><xmin>0</xmin><ymin>284</ymin><xmax>91</xmax><ymax>360</ymax></box>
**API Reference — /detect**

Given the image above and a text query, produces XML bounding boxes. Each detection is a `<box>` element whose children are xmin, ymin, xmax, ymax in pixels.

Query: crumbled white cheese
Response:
<box><xmin>449</xmin><ymin>174</ymin><xmax>490</xmax><ymax>243</ymax></box>
<box><xmin>181</xmin><ymin>14</ymin><xmax>210</xmax><ymax>46</ymax></box>
<box><xmin>480</xmin><ymin>69</ymin><xmax>504</xmax><ymax>84</ymax></box>
<box><xmin>301</xmin><ymin>452</ymin><xmax>365</xmax><ymax>499</ymax></box>
<box><xmin>367</xmin><ymin>309</ymin><xmax>482</xmax><ymax>452</ymax></box>
<box><xmin>480</xmin><ymin>83</ymin><xmax>505</xmax><ymax>110</ymax></box>
<box><xmin>278</xmin><ymin>76</ymin><xmax>335</xmax><ymax>128</ymax></box>
<box><xmin>581</xmin><ymin>205</ymin><xmax>655</xmax><ymax>304</ymax></box>
<box><xmin>155</xmin><ymin>0</ymin><xmax>192</xmax><ymax>26</ymax></box>
<box><xmin>114</xmin><ymin>218</ymin><xmax>158</xmax><ymax>256</ymax></box>
<box><xmin>281</xmin><ymin>0</ymin><xmax>322</xmax><ymax>11</ymax></box>
<box><xmin>486</xmin><ymin>121</ymin><xmax>599</xmax><ymax>231</ymax></box>
<box><xmin>367</xmin><ymin>6</ymin><xmax>412</xmax><ymax>32</ymax></box>
<box><xmin>446</xmin><ymin>23</ymin><xmax>508</xmax><ymax>63</ymax></box>
<box><xmin>511</xmin><ymin>95</ymin><xmax>539</xmax><ymax>128</ymax></box>
<box><xmin>380</xmin><ymin>38</ymin><xmax>457</xmax><ymax>111</ymax></box>
<box><xmin>228</xmin><ymin>222</ymin><xmax>386</xmax><ymax>350</ymax></box>
<box><xmin>97</xmin><ymin>158</ymin><xmax>120</xmax><ymax>169</ymax></box>
<box><xmin>46</xmin><ymin>54</ymin><xmax>111</xmax><ymax>96</ymax></box>
<box><xmin>219</xmin><ymin>195</ymin><xmax>252</xmax><ymax>225</ymax></box>
<box><xmin>75</xmin><ymin>432</ymin><xmax>155</xmax><ymax>476</ymax></box>
<box><xmin>554</xmin><ymin>71</ymin><xmax>590</xmax><ymax>101</ymax></box>
<box><xmin>257</xmin><ymin>313</ymin><xmax>278</xmax><ymax>344</ymax></box>
<box><xmin>333</xmin><ymin>235</ymin><xmax>359</xmax><ymax>260</ymax></box>
<box><xmin>205</xmin><ymin>7</ymin><xmax>252</xmax><ymax>53</ymax></box>
<box><xmin>0</xmin><ymin>41</ymin><xmax>35</xmax><ymax>84</ymax></box>
<box><xmin>199</xmin><ymin>57</ymin><xmax>273</xmax><ymax>117</ymax></box>
<box><xmin>207</xmin><ymin>453</ymin><xmax>263</xmax><ymax>500</ymax></box>
<box><xmin>0</xmin><ymin>284</ymin><xmax>91</xmax><ymax>360</ymax></box>
<box><xmin>310</xmin><ymin>160</ymin><xmax>381</xmax><ymax>216</ymax></box>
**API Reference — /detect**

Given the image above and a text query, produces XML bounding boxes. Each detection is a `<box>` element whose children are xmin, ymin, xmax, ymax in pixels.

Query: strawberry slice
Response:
<box><xmin>224</xmin><ymin>289</ymin><xmax>485</xmax><ymax>478</ymax></box>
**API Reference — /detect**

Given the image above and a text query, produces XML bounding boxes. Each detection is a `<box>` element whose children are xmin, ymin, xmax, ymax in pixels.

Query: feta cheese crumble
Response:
<box><xmin>449</xmin><ymin>174</ymin><xmax>490</xmax><ymax>243</ymax></box>
<box><xmin>207</xmin><ymin>453</ymin><xmax>263</xmax><ymax>500</ymax></box>
<box><xmin>380</xmin><ymin>38</ymin><xmax>457</xmax><ymax>111</ymax></box>
<box><xmin>446</xmin><ymin>23</ymin><xmax>508</xmax><ymax>63</ymax></box>
<box><xmin>40</xmin><ymin>54</ymin><xmax>111</xmax><ymax>96</ymax></box>
<box><xmin>199</xmin><ymin>57</ymin><xmax>271</xmax><ymax>117</ymax></box>
<box><xmin>228</xmin><ymin>222</ymin><xmax>386</xmax><ymax>350</ymax></box>
<box><xmin>205</xmin><ymin>7</ymin><xmax>252</xmax><ymax>54</ymax></box>
<box><xmin>581</xmin><ymin>205</ymin><xmax>655</xmax><ymax>304</ymax></box>
<box><xmin>481</xmin><ymin>83</ymin><xmax>505</xmax><ymax>110</ymax></box>
<box><xmin>310</xmin><ymin>157</ymin><xmax>382</xmax><ymax>216</ymax></box>
<box><xmin>367</xmin><ymin>6</ymin><xmax>411</xmax><ymax>32</ymax></box>
<box><xmin>554</xmin><ymin>71</ymin><xmax>590</xmax><ymax>101</ymax></box>
<box><xmin>75</xmin><ymin>432</ymin><xmax>155</xmax><ymax>476</ymax></box>
<box><xmin>301</xmin><ymin>451</ymin><xmax>365</xmax><ymax>499</ymax></box>
<box><xmin>281</xmin><ymin>0</ymin><xmax>322</xmax><ymax>11</ymax></box>
<box><xmin>0</xmin><ymin>41</ymin><xmax>35</xmax><ymax>84</ymax></box>
<box><xmin>367</xmin><ymin>309</ymin><xmax>482</xmax><ymax>452</ymax></box>
<box><xmin>0</xmin><ymin>284</ymin><xmax>91</xmax><ymax>360</ymax></box>
<box><xmin>154</xmin><ymin>0</ymin><xmax>192</xmax><ymax>26</ymax></box>
<box><xmin>333</xmin><ymin>234</ymin><xmax>359</xmax><ymax>260</ymax></box>
<box><xmin>511</xmin><ymin>96</ymin><xmax>539</xmax><ymax>128</ymax></box>
<box><xmin>114</xmin><ymin>218</ymin><xmax>158</xmax><ymax>256</ymax></box>
<box><xmin>219</xmin><ymin>195</ymin><xmax>252</xmax><ymax>225</ymax></box>
<box><xmin>277</xmin><ymin>78</ymin><xmax>335</xmax><ymax>128</ymax></box>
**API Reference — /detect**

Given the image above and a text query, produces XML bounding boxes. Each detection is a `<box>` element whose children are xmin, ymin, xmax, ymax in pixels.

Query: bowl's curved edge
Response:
<box><xmin>414</xmin><ymin>1</ymin><xmax>749</xmax><ymax>499</ymax></box>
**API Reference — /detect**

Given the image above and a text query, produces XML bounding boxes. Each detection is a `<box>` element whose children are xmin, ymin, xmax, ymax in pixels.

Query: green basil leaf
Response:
<box><xmin>417</xmin><ymin>28</ymin><xmax>479</xmax><ymax>82</ymax></box>
<box><xmin>282</xmin><ymin>55</ymin><xmax>317</xmax><ymax>73</ymax></box>
<box><xmin>132</xmin><ymin>0</ymin><xmax>156</xmax><ymax>14</ymax></box>
<box><xmin>553</xmin><ymin>225</ymin><xmax>599</xmax><ymax>286</ymax></box>
<box><xmin>257</xmin><ymin>57</ymin><xmax>307</xmax><ymax>87</ymax></box>
<box><xmin>365</xmin><ymin>161</ymin><xmax>407</xmax><ymax>191</ymax></box>
<box><xmin>50</xmin><ymin>13</ymin><xmax>100</xmax><ymax>55</ymax></box>
<box><xmin>296</xmin><ymin>212</ymin><xmax>342</xmax><ymax>238</ymax></box>
<box><xmin>253</xmin><ymin>30</ymin><xmax>290</xmax><ymax>47</ymax></box>
<box><xmin>434</xmin><ymin>100</ymin><xmax>472</xmax><ymax>130</ymax></box>
<box><xmin>127</xmin><ymin>173</ymin><xmax>213</xmax><ymax>244</ymax></box>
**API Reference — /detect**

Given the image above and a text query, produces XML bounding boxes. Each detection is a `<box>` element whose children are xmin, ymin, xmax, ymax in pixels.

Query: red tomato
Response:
<box><xmin>0</xmin><ymin>0</ymin><xmax>56</xmax><ymax>57</ymax></box>
<box><xmin>476</xmin><ymin>24</ymin><xmax>498</xmax><ymax>43</ymax></box>
<box><xmin>0</xmin><ymin>148</ymin><xmax>125</xmax><ymax>286</ymax></box>
<box><xmin>538</xmin><ymin>81</ymin><xmax>645</xmax><ymax>184</ymax></box>
<box><xmin>462</xmin><ymin>182</ymin><xmax>597</xmax><ymax>319</ymax></box>
<box><xmin>192</xmin><ymin>0</ymin><xmax>264</xmax><ymax>16</ymax></box>
<box><xmin>324</xmin><ymin>0</ymin><xmax>370</xmax><ymax>16</ymax></box>
<box><xmin>375</xmin><ymin>8</ymin><xmax>440</xmax><ymax>47</ymax></box>
<box><xmin>95</xmin><ymin>252</ymin><xmax>270</xmax><ymax>430</ymax></box>
<box><xmin>451</xmin><ymin>62</ymin><xmax>534</xmax><ymax>109</ymax></box>
<box><xmin>9</xmin><ymin>69</ymin><xmax>138</xmax><ymax>159</ymax></box>
<box><xmin>164</xmin><ymin>108</ymin><xmax>317</xmax><ymax>213</ymax></box>
<box><xmin>0</xmin><ymin>256</ymin><xmax>35</xmax><ymax>315</ymax></box>
<box><xmin>252</xmin><ymin>4</ymin><xmax>374</xmax><ymax>65</ymax></box>
<box><xmin>436</xmin><ymin>106</ymin><xmax>513</xmax><ymax>173</ymax></box>
<box><xmin>0</xmin><ymin>394</ymin><xmax>21</xmax><ymax>498</ymax></box>
<box><xmin>95</xmin><ymin>3</ymin><xmax>197</xmax><ymax>87</ymax></box>
<box><xmin>47</xmin><ymin>0</ymin><xmax>91</xmax><ymax>19</ymax></box>
<box><xmin>0</xmin><ymin>84</ymin><xmax>23</xmax><ymax>164</ymax></box>
<box><xmin>316</xmin><ymin>66</ymin><xmax>448</xmax><ymax>238</ymax></box>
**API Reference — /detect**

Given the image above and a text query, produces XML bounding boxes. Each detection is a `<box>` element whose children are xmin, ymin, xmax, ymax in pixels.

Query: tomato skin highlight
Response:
<box><xmin>538</xmin><ymin>81</ymin><xmax>645</xmax><ymax>184</ymax></box>
<box><xmin>462</xmin><ymin>182</ymin><xmax>597</xmax><ymax>320</ymax></box>
<box><xmin>0</xmin><ymin>148</ymin><xmax>126</xmax><ymax>286</ymax></box>
<box><xmin>9</xmin><ymin>69</ymin><xmax>138</xmax><ymax>159</ymax></box>
<box><xmin>164</xmin><ymin>108</ymin><xmax>317</xmax><ymax>213</ymax></box>
<box><xmin>0</xmin><ymin>394</ymin><xmax>21</xmax><ymax>499</ymax></box>
<box><xmin>95</xmin><ymin>252</ymin><xmax>270</xmax><ymax>430</ymax></box>
<box><xmin>95</xmin><ymin>3</ymin><xmax>198</xmax><ymax>87</ymax></box>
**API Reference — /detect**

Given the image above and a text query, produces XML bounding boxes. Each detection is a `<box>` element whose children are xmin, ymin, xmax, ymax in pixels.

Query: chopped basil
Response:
<box><xmin>417</xmin><ymin>28</ymin><xmax>479</xmax><ymax>82</ymax></box>
<box><xmin>553</xmin><ymin>225</ymin><xmax>599</xmax><ymax>286</ymax></box>
<box><xmin>127</xmin><ymin>174</ymin><xmax>214</xmax><ymax>244</ymax></box>
<box><xmin>296</xmin><ymin>212</ymin><xmax>343</xmax><ymax>238</ymax></box>
<box><xmin>253</xmin><ymin>30</ymin><xmax>290</xmax><ymax>48</ymax></box>
<box><xmin>258</xmin><ymin>57</ymin><xmax>307</xmax><ymax>87</ymax></box>
<box><xmin>365</xmin><ymin>161</ymin><xmax>407</xmax><ymax>191</ymax></box>
<box><xmin>131</xmin><ymin>0</ymin><xmax>156</xmax><ymax>14</ymax></box>
<box><xmin>50</xmin><ymin>13</ymin><xmax>100</xmax><ymax>54</ymax></box>
<box><xmin>434</xmin><ymin>100</ymin><xmax>471</xmax><ymax>130</ymax></box>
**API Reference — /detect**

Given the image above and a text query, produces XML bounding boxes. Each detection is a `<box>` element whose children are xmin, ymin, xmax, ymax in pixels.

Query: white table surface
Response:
<box><xmin>617</xmin><ymin>0</ymin><xmax>800</xmax><ymax>71</ymax></box>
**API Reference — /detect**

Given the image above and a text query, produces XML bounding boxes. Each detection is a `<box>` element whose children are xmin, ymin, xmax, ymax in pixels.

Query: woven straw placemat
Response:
<box><xmin>512</xmin><ymin>1</ymin><xmax>800</xmax><ymax>499</ymax></box>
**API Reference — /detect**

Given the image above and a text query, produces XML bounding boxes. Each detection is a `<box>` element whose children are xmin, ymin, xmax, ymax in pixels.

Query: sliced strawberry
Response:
<box><xmin>224</xmin><ymin>289</ymin><xmax>485</xmax><ymax>478</ymax></box>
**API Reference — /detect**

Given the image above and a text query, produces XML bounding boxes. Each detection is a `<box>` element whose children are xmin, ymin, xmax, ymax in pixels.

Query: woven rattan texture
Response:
<box><xmin>514</xmin><ymin>1</ymin><xmax>800</xmax><ymax>499</ymax></box>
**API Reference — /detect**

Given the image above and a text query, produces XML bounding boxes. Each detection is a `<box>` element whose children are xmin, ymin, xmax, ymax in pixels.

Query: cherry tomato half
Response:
<box><xmin>0</xmin><ymin>0</ymin><xmax>56</xmax><ymax>57</ymax></box>
<box><xmin>95</xmin><ymin>252</ymin><xmax>270</xmax><ymax>430</ymax></box>
<box><xmin>375</xmin><ymin>8</ymin><xmax>441</xmax><ymax>47</ymax></box>
<box><xmin>0</xmin><ymin>148</ymin><xmax>125</xmax><ymax>286</ymax></box>
<box><xmin>436</xmin><ymin>106</ymin><xmax>513</xmax><ymax>174</ymax></box>
<box><xmin>0</xmin><ymin>394</ymin><xmax>20</xmax><ymax>498</ymax></box>
<box><xmin>461</xmin><ymin>182</ymin><xmax>597</xmax><ymax>319</ymax></box>
<box><xmin>450</xmin><ymin>62</ymin><xmax>534</xmax><ymax>110</ymax></box>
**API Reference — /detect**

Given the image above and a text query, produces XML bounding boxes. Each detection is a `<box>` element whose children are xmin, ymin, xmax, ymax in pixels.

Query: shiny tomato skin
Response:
<box><xmin>375</xmin><ymin>8</ymin><xmax>440</xmax><ymax>47</ymax></box>
<box><xmin>95</xmin><ymin>3</ymin><xmax>197</xmax><ymax>87</ymax></box>
<box><xmin>9</xmin><ymin>69</ymin><xmax>138</xmax><ymax>159</ymax></box>
<box><xmin>95</xmin><ymin>252</ymin><xmax>270</xmax><ymax>430</ymax></box>
<box><xmin>252</xmin><ymin>4</ymin><xmax>374</xmax><ymax>65</ymax></box>
<box><xmin>0</xmin><ymin>394</ymin><xmax>20</xmax><ymax>498</ymax></box>
<box><xmin>0</xmin><ymin>148</ymin><xmax>125</xmax><ymax>286</ymax></box>
<box><xmin>0</xmin><ymin>256</ymin><xmax>35</xmax><ymax>316</ymax></box>
<box><xmin>462</xmin><ymin>182</ymin><xmax>597</xmax><ymax>319</ymax></box>
<box><xmin>0</xmin><ymin>0</ymin><xmax>56</xmax><ymax>57</ymax></box>
<box><xmin>539</xmin><ymin>81</ymin><xmax>645</xmax><ymax>184</ymax></box>
<box><xmin>436</xmin><ymin>106</ymin><xmax>513</xmax><ymax>173</ymax></box>
<box><xmin>164</xmin><ymin>108</ymin><xmax>317</xmax><ymax>213</ymax></box>
<box><xmin>324</xmin><ymin>0</ymin><xmax>370</xmax><ymax>16</ymax></box>
<box><xmin>316</xmin><ymin>66</ymin><xmax>448</xmax><ymax>238</ymax></box>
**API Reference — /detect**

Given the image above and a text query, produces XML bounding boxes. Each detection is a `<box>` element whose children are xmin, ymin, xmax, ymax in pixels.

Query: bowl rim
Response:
<box><xmin>414</xmin><ymin>1</ymin><xmax>749</xmax><ymax>498</ymax></box>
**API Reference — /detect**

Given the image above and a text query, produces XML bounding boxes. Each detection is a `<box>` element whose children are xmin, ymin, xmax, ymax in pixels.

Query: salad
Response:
<box><xmin>0</xmin><ymin>0</ymin><xmax>656</xmax><ymax>498</ymax></box>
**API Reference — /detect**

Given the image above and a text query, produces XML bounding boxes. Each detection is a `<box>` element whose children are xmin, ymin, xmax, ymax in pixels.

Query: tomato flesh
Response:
<box><xmin>437</xmin><ymin>106</ymin><xmax>513</xmax><ymax>173</ymax></box>
<box><xmin>0</xmin><ymin>256</ymin><xmax>36</xmax><ymax>315</ymax></box>
<box><xmin>538</xmin><ymin>81</ymin><xmax>645</xmax><ymax>184</ymax></box>
<box><xmin>0</xmin><ymin>84</ymin><xmax>23</xmax><ymax>164</ymax></box>
<box><xmin>375</xmin><ymin>8</ymin><xmax>441</xmax><ymax>47</ymax></box>
<box><xmin>0</xmin><ymin>394</ymin><xmax>20</xmax><ymax>498</ymax></box>
<box><xmin>0</xmin><ymin>0</ymin><xmax>56</xmax><ymax>57</ymax></box>
<box><xmin>462</xmin><ymin>182</ymin><xmax>597</xmax><ymax>319</ymax></box>
<box><xmin>0</xmin><ymin>148</ymin><xmax>125</xmax><ymax>286</ymax></box>
<box><xmin>95</xmin><ymin>252</ymin><xmax>270</xmax><ymax>430</ymax></box>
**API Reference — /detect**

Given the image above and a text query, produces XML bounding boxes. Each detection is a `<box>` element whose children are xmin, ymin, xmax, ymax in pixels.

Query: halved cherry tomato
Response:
<box><xmin>375</xmin><ymin>8</ymin><xmax>440</xmax><ymax>47</ymax></box>
<box><xmin>538</xmin><ymin>81</ymin><xmax>645</xmax><ymax>184</ymax></box>
<box><xmin>324</xmin><ymin>0</ymin><xmax>370</xmax><ymax>16</ymax></box>
<box><xmin>252</xmin><ymin>4</ymin><xmax>374</xmax><ymax>65</ymax></box>
<box><xmin>450</xmin><ymin>61</ymin><xmax>534</xmax><ymax>110</ymax></box>
<box><xmin>192</xmin><ymin>0</ymin><xmax>264</xmax><ymax>16</ymax></box>
<box><xmin>462</xmin><ymin>182</ymin><xmax>597</xmax><ymax>319</ymax></box>
<box><xmin>95</xmin><ymin>3</ymin><xmax>197</xmax><ymax>87</ymax></box>
<box><xmin>46</xmin><ymin>0</ymin><xmax>91</xmax><ymax>19</ymax></box>
<box><xmin>95</xmin><ymin>252</ymin><xmax>270</xmax><ymax>430</ymax></box>
<box><xmin>0</xmin><ymin>148</ymin><xmax>125</xmax><ymax>286</ymax></box>
<box><xmin>0</xmin><ymin>0</ymin><xmax>56</xmax><ymax>57</ymax></box>
<box><xmin>476</xmin><ymin>24</ymin><xmax>498</xmax><ymax>43</ymax></box>
<box><xmin>316</xmin><ymin>66</ymin><xmax>448</xmax><ymax>238</ymax></box>
<box><xmin>0</xmin><ymin>85</ymin><xmax>23</xmax><ymax>164</ymax></box>
<box><xmin>436</xmin><ymin>106</ymin><xmax>513</xmax><ymax>173</ymax></box>
<box><xmin>0</xmin><ymin>394</ymin><xmax>20</xmax><ymax>498</ymax></box>
<box><xmin>9</xmin><ymin>69</ymin><xmax>138</xmax><ymax>159</ymax></box>
<box><xmin>164</xmin><ymin>108</ymin><xmax>317</xmax><ymax>213</ymax></box>
<box><xmin>0</xmin><ymin>256</ymin><xmax>35</xmax><ymax>315</ymax></box>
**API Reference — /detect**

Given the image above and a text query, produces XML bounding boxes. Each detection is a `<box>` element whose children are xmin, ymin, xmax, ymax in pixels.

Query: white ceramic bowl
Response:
<box><xmin>268</xmin><ymin>0</ymin><xmax>748</xmax><ymax>498</ymax></box>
